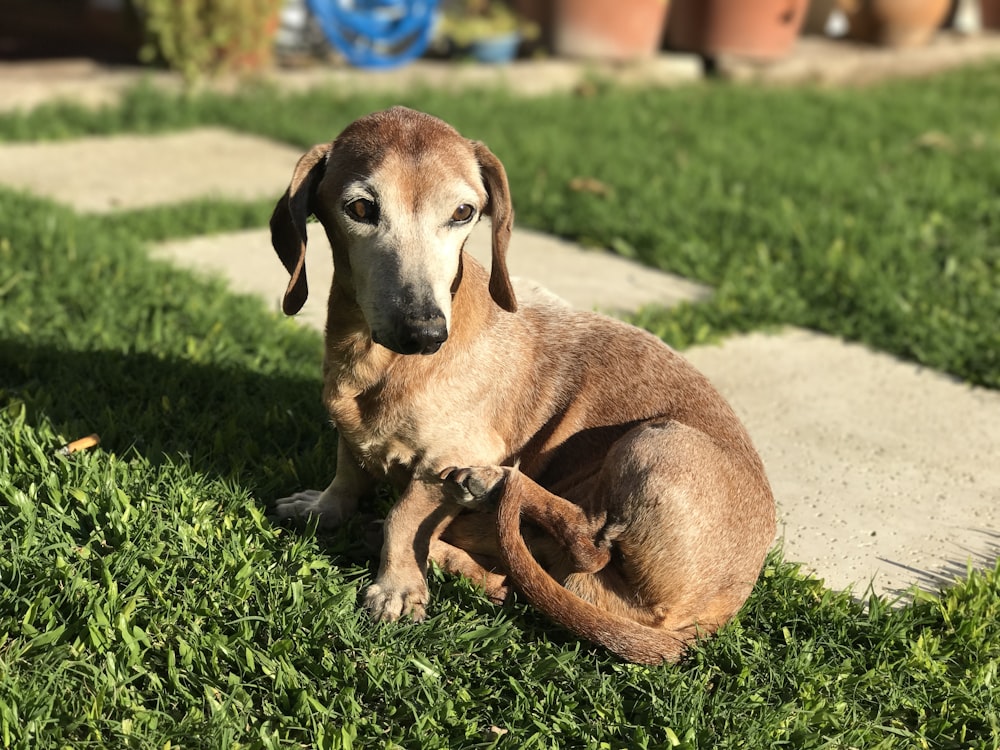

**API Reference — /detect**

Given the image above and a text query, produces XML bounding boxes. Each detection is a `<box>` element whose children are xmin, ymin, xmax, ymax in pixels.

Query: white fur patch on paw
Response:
<box><xmin>362</xmin><ymin>581</ymin><xmax>428</xmax><ymax>622</ymax></box>
<box><xmin>271</xmin><ymin>489</ymin><xmax>354</xmax><ymax>529</ymax></box>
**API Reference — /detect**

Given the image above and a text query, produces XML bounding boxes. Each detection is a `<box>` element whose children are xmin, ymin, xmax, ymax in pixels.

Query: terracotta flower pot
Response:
<box><xmin>666</xmin><ymin>0</ymin><xmax>808</xmax><ymax>60</ymax></box>
<box><xmin>982</xmin><ymin>0</ymin><xmax>1000</xmax><ymax>29</ymax></box>
<box><xmin>552</xmin><ymin>0</ymin><xmax>670</xmax><ymax>60</ymax></box>
<box><xmin>843</xmin><ymin>0</ymin><xmax>951</xmax><ymax>47</ymax></box>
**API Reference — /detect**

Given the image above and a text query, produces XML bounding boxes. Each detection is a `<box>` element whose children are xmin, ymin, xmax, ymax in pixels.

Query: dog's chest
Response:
<box><xmin>326</xmin><ymin>380</ymin><xmax>504</xmax><ymax>479</ymax></box>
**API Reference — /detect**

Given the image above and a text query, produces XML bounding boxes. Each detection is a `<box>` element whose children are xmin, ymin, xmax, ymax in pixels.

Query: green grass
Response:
<box><xmin>1</xmin><ymin>65</ymin><xmax>998</xmax><ymax>748</ymax></box>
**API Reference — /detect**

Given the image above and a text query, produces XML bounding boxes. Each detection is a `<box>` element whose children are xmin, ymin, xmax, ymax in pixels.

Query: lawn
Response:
<box><xmin>0</xmin><ymin>62</ymin><xmax>998</xmax><ymax>749</ymax></box>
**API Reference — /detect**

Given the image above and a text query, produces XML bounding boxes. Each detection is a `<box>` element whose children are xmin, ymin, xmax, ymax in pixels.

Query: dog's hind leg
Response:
<box><xmin>429</xmin><ymin>537</ymin><xmax>510</xmax><ymax>604</ymax></box>
<box><xmin>440</xmin><ymin>466</ymin><xmax>611</xmax><ymax>576</ymax></box>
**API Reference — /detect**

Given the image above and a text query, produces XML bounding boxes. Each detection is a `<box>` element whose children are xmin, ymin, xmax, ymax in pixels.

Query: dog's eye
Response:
<box><xmin>345</xmin><ymin>198</ymin><xmax>378</xmax><ymax>224</ymax></box>
<box><xmin>451</xmin><ymin>204</ymin><xmax>475</xmax><ymax>224</ymax></box>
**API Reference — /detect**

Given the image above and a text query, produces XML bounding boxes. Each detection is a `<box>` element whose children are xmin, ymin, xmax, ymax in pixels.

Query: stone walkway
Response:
<box><xmin>4</xmin><ymin>33</ymin><xmax>1000</xmax><ymax>114</ymax></box>
<box><xmin>1</xmin><ymin>42</ymin><xmax>998</xmax><ymax>599</ymax></box>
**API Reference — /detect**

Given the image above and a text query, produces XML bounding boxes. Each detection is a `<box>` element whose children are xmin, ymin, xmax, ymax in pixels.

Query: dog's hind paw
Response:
<box><xmin>438</xmin><ymin>465</ymin><xmax>508</xmax><ymax>510</ymax></box>
<box><xmin>362</xmin><ymin>580</ymin><xmax>428</xmax><ymax>622</ymax></box>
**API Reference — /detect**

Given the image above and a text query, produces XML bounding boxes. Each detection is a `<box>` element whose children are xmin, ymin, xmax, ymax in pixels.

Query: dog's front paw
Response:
<box><xmin>362</xmin><ymin>580</ymin><xmax>428</xmax><ymax>622</ymax></box>
<box><xmin>270</xmin><ymin>489</ymin><xmax>356</xmax><ymax>530</ymax></box>
<box><xmin>438</xmin><ymin>465</ymin><xmax>508</xmax><ymax>510</ymax></box>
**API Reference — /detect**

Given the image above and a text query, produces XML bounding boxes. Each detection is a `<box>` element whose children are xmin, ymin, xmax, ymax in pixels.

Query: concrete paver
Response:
<box><xmin>685</xmin><ymin>329</ymin><xmax>1000</xmax><ymax>598</ymax></box>
<box><xmin>151</xmin><ymin>222</ymin><xmax>711</xmax><ymax>328</ymax></box>
<box><xmin>0</xmin><ymin>128</ymin><xmax>302</xmax><ymax>212</ymax></box>
<box><xmin>0</xmin><ymin>55</ymin><xmax>702</xmax><ymax>115</ymax></box>
<box><xmin>464</xmin><ymin>223</ymin><xmax>712</xmax><ymax>314</ymax></box>
<box><xmin>3</xmin><ymin>32</ymin><xmax>1000</xmax><ymax>118</ymax></box>
<box><xmin>0</xmin><ymin>59</ymin><xmax>147</xmax><ymax>113</ymax></box>
<box><xmin>720</xmin><ymin>31</ymin><xmax>1000</xmax><ymax>84</ymax></box>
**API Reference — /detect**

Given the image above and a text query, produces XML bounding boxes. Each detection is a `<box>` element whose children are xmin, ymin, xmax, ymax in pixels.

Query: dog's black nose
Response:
<box><xmin>393</xmin><ymin>317</ymin><xmax>448</xmax><ymax>355</ymax></box>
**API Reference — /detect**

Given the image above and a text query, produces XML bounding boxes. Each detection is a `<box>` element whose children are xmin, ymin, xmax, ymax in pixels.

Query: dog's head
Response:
<box><xmin>270</xmin><ymin>106</ymin><xmax>517</xmax><ymax>355</ymax></box>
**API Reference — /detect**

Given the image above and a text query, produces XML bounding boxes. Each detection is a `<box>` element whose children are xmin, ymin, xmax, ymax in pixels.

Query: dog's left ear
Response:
<box><xmin>270</xmin><ymin>143</ymin><xmax>330</xmax><ymax>315</ymax></box>
<box><xmin>472</xmin><ymin>141</ymin><xmax>518</xmax><ymax>313</ymax></box>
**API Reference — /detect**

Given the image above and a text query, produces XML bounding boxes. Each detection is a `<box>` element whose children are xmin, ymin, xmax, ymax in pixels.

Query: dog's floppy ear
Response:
<box><xmin>270</xmin><ymin>143</ymin><xmax>330</xmax><ymax>315</ymax></box>
<box><xmin>472</xmin><ymin>141</ymin><xmax>518</xmax><ymax>313</ymax></box>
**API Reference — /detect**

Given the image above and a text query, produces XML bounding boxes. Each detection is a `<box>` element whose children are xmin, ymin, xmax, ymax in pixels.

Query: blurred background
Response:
<box><xmin>1</xmin><ymin>0</ymin><xmax>998</xmax><ymax>79</ymax></box>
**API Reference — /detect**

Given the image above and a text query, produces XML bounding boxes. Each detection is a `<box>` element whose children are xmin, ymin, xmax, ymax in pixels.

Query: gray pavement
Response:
<box><xmin>1</xmin><ymin>39</ymin><xmax>998</xmax><ymax>600</ymax></box>
<box><xmin>152</xmin><ymin>224</ymin><xmax>711</xmax><ymax>330</ymax></box>
<box><xmin>717</xmin><ymin>31</ymin><xmax>1000</xmax><ymax>84</ymax></box>
<box><xmin>685</xmin><ymin>331</ymin><xmax>1000</xmax><ymax>597</ymax></box>
<box><xmin>3</xmin><ymin>32</ymin><xmax>1000</xmax><ymax>116</ymax></box>
<box><xmin>0</xmin><ymin>128</ymin><xmax>303</xmax><ymax>212</ymax></box>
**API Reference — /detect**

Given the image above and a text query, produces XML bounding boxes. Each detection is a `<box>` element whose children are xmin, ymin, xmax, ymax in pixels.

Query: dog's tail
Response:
<box><xmin>496</xmin><ymin>474</ymin><xmax>688</xmax><ymax>665</ymax></box>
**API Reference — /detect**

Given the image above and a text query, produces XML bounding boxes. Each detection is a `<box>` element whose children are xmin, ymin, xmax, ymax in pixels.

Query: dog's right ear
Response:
<box><xmin>270</xmin><ymin>143</ymin><xmax>331</xmax><ymax>315</ymax></box>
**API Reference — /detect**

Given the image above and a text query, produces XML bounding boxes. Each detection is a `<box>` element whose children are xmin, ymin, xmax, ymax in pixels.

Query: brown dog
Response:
<box><xmin>269</xmin><ymin>106</ymin><xmax>775</xmax><ymax>664</ymax></box>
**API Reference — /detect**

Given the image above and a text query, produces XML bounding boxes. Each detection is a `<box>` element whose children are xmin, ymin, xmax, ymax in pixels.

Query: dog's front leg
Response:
<box><xmin>272</xmin><ymin>439</ymin><xmax>373</xmax><ymax>529</ymax></box>
<box><xmin>363</xmin><ymin>478</ymin><xmax>459</xmax><ymax>622</ymax></box>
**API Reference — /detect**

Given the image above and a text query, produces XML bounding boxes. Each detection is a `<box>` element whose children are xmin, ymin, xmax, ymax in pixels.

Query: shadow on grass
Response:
<box><xmin>0</xmin><ymin>337</ymin><xmax>337</xmax><ymax>502</ymax></box>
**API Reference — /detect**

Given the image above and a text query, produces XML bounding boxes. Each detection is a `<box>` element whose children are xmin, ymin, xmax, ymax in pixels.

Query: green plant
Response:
<box><xmin>437</xmin><ymin>0</ymin><xmax>539</xmax><ymax>47</ymax></box>
<box><xmin>133</xmin><ymin>0</ymin><xmax>283</xmax><ymax>82</ymax></box>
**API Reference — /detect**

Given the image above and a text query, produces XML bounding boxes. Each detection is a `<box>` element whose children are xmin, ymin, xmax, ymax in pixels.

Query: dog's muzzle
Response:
<box><xmin>377</xmin><ymin>312</ymin><xmax>448</xmax><ymax>355</ymax></box>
